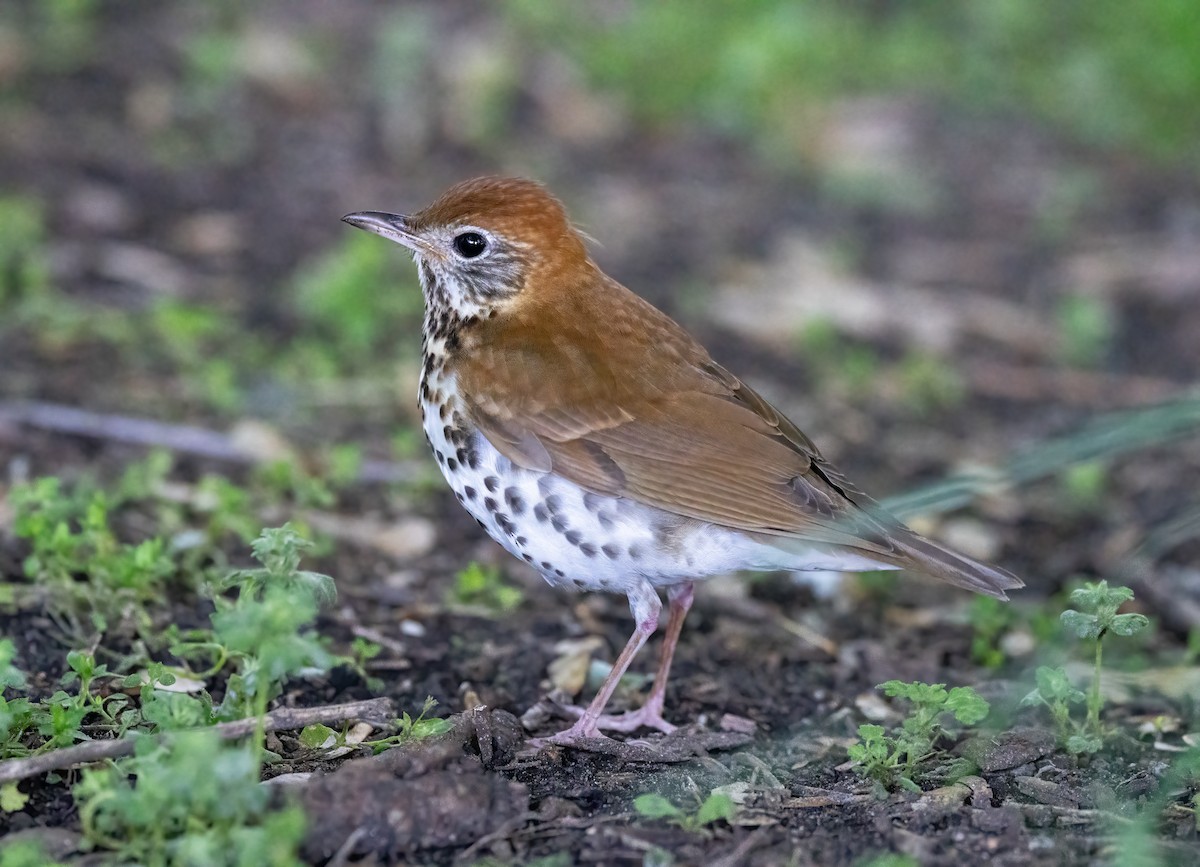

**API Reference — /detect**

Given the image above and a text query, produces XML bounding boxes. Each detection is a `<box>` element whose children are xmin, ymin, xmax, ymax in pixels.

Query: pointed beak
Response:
<box><xmin>341</xmin><ymin>211</ymin><xmax>436</xmax><ymax>257</ymax></box>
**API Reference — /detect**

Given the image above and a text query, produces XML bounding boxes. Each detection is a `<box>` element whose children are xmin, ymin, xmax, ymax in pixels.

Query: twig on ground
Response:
<box><xmin>0</xmin><ymin>400</ymin><xmax>419</xmax><ymax>484</ymax></box>
<box><xmin>0</xmin><ymin>697</ymin><xmax>395</xmax><ymax>785</ymax></box>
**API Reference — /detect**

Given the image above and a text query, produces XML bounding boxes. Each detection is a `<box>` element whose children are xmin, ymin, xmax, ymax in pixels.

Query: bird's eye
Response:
<box><xmin>453</xmin><ymin>231</ymin><xmax>488</xmax><ymax>259</ymax></box>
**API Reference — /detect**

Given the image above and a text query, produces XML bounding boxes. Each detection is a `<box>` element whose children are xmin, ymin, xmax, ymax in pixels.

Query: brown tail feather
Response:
<box><xmin>886</xmin><ymin>530</ymin><xmax>1024</xmax><ymax>600</ymax></box>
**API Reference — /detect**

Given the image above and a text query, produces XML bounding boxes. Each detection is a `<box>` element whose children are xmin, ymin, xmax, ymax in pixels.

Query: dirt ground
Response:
<box><xmin>2</xmin><ymin>2</ymin><xmax>1199</xmax><ymax>865</ymax></box>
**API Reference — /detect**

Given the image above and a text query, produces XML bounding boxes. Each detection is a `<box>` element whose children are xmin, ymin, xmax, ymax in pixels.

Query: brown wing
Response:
<box><xmin>455</xmin><ymin>273</ymin><xmax>1022</xmax><ymax>598</ymax></box>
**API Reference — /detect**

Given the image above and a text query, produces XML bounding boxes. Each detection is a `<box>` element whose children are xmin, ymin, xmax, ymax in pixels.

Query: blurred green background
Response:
<box><xmin>1</xmin><ymin>0</ymin><xmax>1197</xmax><ymax>495</ymax></box>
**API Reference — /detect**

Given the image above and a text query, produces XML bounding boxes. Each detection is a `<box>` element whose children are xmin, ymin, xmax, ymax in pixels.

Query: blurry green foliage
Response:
<box><xmin>74</xmin><ymin>731</ymin><xmax>306</xmax><ymax>866</ymax></box>
<box><xmin>897</xmin><ymin>352</ymin><xmax>966</xmax><ymax>416</ymax></box>
<box><xmin>293</xmin><ymin>232</ymin><xmax>423</xmax><ymax>363</ymax></box>
<box><xmin>0</xmin><ymin>196</ymin><xmax>51</xmax><ymax>307</ymax></box>
<box><xmin>508</xmin><ymin>0</ymin><xmax>1200</xmax><ymax>165</ymax></box>
<box><xmin>448</xmin><ymin>562</ymin><xmax>524</xmax><ymax>613</ymax></box>
<box><xmin>1057</xmin><ymin>294</ymin><xmax>1115</xmax><ymax>368</ymax></box>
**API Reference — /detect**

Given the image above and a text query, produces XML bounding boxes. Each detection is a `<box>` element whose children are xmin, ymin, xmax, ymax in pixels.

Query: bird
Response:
<box><xmin>342</xmin><ymin>177</ymin><xmax>1022</xmax><ymax>748</ymax></box>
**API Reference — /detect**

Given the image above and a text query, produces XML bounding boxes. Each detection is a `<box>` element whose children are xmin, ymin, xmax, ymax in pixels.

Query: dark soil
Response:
<box><xmin>2</xmin><ymin>2</ymin><xmax>1199</xmax><ymax>865</ymax></box>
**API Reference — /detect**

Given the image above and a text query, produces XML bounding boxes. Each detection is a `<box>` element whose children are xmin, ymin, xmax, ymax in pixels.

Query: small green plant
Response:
<box><xmin>967</xmin><ymin>596</ymin><xmax>1016</xmax><ymax>669</ymax></box>
<box><xmin>848</xmin><ymin>681</ymin><xmax>990</xmax><ymax>793</ymax></box>
<box><xmin>73</xmin><ymin>730</ymin><xmax>306</xmax><ymax>866</ymax></box>
<box><xmin>11</xmin><ymin>477</ymin><xmax>179</xmax><ymax>640</ymax></box>
<box><xmin>1022</xmin><ymin>581</ymin><xmax>1149</xmax><ymax>753</ymax></box>
<box><xmin>344</xmin><ymin>636</ymin><xmax>384</xmax><ymax>692</ymax></box>
<box><xmin>208</xmin><ymin>525</ymin><xmax>336</xmax><ymax>723</ymax></box>
<box><xmin>1020</xmin><ymin>665</ymin><xmax>1094</xmax><ymax>753</ymax></box>
<box><xmin>448</xmin><ymin>562</ymin><xmax>523</xmax><ymax>613</ymax></box>
<box><xmin>633</xmin><ymin>789</ymin><xmax>736</xmax><ymax>833</ymax></box>
<box><xmin>362</xmin><ymin>696</ymin><xmax>453</xmax><ymax>753</ymax></box>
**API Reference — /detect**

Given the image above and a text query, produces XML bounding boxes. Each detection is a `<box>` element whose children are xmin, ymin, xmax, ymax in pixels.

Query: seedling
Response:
<box><xmin>848</xmin><ymin>681</ymin><xmax>990</xmax><ymax>793</ymax></box>
<box><xmin>968</xmin><ymin>596</ymin><xmax>1016</xmax><ymax>669</ymax></box>
<box><xmin>1020</xmin><ymin>666</ymin><xmax>1095</xmax><ymax>753</ymax></box>
<box><xmin>209</xmin><ymin>526</ymin><xmax>337</xmax><ymax>724</ymax></box>
<box><xmin>343</xmin><ymin>637</ymin><xmax>385</xmax><ymax>692</ymax></box>
<box><xmin>633</xmin><ymin>790</ymin><xmax>736</xmax><ymax>833</ymax></box>
<box><xmin>11</xmin><ymin>476</ymin><xmax>184</xmax><ymax>644</ymax></box>
<box><xmin>365</xmin><ymin>696</ymin><xmax>453</xmax><ymax>753</ymax></box>
<box><xmin>1021</xmin><ymin>581</ymin><xmax>1149</xmax><ymax>753</ymax></box>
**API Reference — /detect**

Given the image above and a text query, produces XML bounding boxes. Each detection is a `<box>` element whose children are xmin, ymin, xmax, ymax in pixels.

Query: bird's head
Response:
<box><xmin>342</xmin><ymin>176</ymin><xmax>592</xmax><ymax>320</ymax></box>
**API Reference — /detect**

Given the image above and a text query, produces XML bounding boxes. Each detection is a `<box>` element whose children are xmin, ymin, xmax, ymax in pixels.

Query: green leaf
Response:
<box><xmin>634</xmin><ymin>793</ymin><xmax>683</xmax><ymax>820</ymax></box>
<box><xmin>0</xmin><ymin>639</ymin><xmax>27</xmax><ymax>691</ymax></box>
<box><xmin>299</xmin><ymin>723</ymin><xmax>336</xmax><ymax>749</ymax></box>
<box><xmin>695</xmin><ymin>792</ymin><xmax>735</xmax><ymax>826</ymax></box>
<box><xmin>1018</xmin><ymin>687</ymin><xmax>1044</xmax><ymax>708</ymax></box>
<box><xmin>0</xmin><ymin>781</ymin><xmax>29</xmax><ymax>812</ymax></box>
<box><xmin>897</xmin><ymin>777</ymin><xmax>922</xmax><ymax>793</ymax></box>
<box><xmin>1108</xmin><ymin>613</ymin><xmax>1149</xmax><ymax>636</ymax></box>
<box><xmin>1070</xmin><ymin>580</ymin><xmax>1133</xmax><ymax>612</ymax></box>
<box><xmin>944</xmin><ymin>687</ymin><xmax>990</xmax><ymax>725</ymax></box>
<box><xmin>857</xmin><ymin>724</ymin><xmax>886</xmax><ymax>744</ymax></box>
<box><xmin>1066</xmin><ymin>733</ymin><xmax>1103</xmax><ymax>754</ymax></box>
<box><xmin>1060</xmin><ymin>609</ymin><xmax>1102</xmax><ymax>639</ymax></box>
<box><xmin>409</xmin><ymin>717</ymin><xmax>453</xmax><ymax>738</ymax></box>
<box><xmin>880</xmin><ymin>680</ymin><xmax>947</xmax><ymax>707</ymax></box>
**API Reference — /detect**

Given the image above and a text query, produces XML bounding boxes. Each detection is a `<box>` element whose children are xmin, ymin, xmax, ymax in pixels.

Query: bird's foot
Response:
<box><xmin>557</xmin><ymin>701</ymin><xmax>677</xmax><ymax>734</ymax></box>
<box><xmin>525</xmin><ymin>717</ymin><xmax>612</xmax><ymax>750</ymax></box>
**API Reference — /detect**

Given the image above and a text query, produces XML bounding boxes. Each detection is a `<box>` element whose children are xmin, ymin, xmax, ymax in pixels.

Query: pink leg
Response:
<box><xmin>610</xmin><ymin>581</ymin><xmax>694</xmax><ymax>732</ymax></box>
<box><xmin>532</xmin><ymin>581</ymin><xmax>662</xmax><ymax>746</ymax></box>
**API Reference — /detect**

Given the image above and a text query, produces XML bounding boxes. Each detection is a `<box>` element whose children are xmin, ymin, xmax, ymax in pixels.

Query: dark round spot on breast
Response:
<box><xmin>545</xmin><ymin>494</ymin><xmax>563</xmax><ymax>514</ymax></box>
<box><xmin>484</xmin><ymin>476</ymin><xmax>500</xmax><ymax>493</ymax></box>
<box><xmin>434</xmin><ymin>450</ymin><xmax>446</xmax><ymax>465</ymax></box>
<box><xmin>601</xmin><ymin>544</ymin><xmax>620</xmax><ymax>559</ymax></box>
<box><xmin>540</xmin><ymin>561</ymin><xmax>553</xmax><ymax>571</ymax></box>
<box><xmin>504</xmin><ymin>488</ymin><xmax>526</xmax><ymax>515</ymax></box>
<box><xmin>582</xmin><ymin>492</ymin><xmax>603</xmax><ymax>512</ymax></box>
<box><xmin>446</xmin><ymin>457</ymin><xmax>458</xmax><ymax>471</ymax></box>
<box><xmin>464</xmin><ymin>486</ymin><xmax>477</xmax><ymax>500</ymax></box>
<box><xmin>554</xmin><ymin>568</ymin><xmax>565</xmax><ymax>578</ymax></box>
<box><xmin>516</xmin><ymin>536</ymin><xmax>528</xmax><ymax>546</ymax></box>
<box><xmin>564</xmin><ymin>529</ymin><xmax>583</xmax><ymax>546</ymax></box>
<box><xmin>579</xmin><ymin>543</ymin><xmax>598</xmax><ymax>557</ymax></box>
<box><xmin>484</xmin><ymin>497</ymin><xmax>497</xmax><ymax>512</ymax></box>
<box><xmin>628</xmin><ymin>543</ymin><xmax>645</xmax><ymax>560</ymax></box>
<box><xmin>533</xmin><ymin>504</ymin><xmax>549</xmax><ymax>523</ymax></box>
<box><xmin>551</xmin><ymin>516</ymin><xmax>569</xmax><ymax>533</ymax></box>
<box><xmin>495</xmin><ymin>514</ymin><xmax>515</xmax><ymax>534</ymax></box>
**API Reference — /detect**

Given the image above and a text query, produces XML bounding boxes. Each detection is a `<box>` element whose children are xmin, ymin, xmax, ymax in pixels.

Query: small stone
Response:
<box><xmin>1014</xmin><ymin>776</ymin><xmax>1081</xmax><ymax>809</ymax></box>
<box><xmin>961</xmin><ymin>728</ymin><xmax>1056</xmax><ymax>772</ymax></box>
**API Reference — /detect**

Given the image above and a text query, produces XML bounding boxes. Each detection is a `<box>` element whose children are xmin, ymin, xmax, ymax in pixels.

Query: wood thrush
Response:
<box><xmin>343</xmin><ymin>177</ymin><xmax>1022</xmax><ymax>747</ymax></box>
